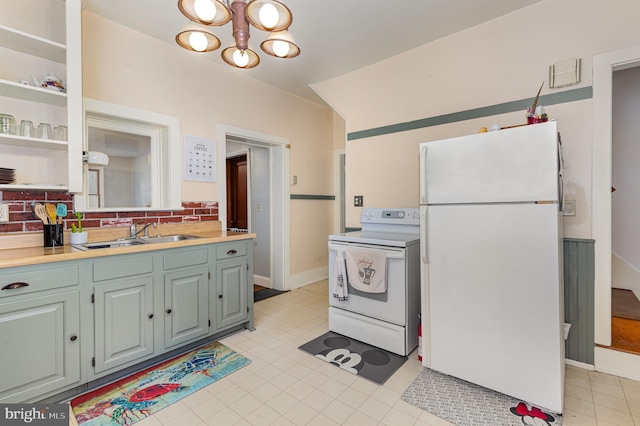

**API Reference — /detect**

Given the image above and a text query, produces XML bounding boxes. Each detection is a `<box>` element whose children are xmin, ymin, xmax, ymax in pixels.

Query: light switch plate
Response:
<box><xmin>354</xmin><ymin>196</ymin><xmax>363</xmax><ymax>207</ymax></box>
<box><xmin>563</xmin><ymin>199</ymin><xmax>576</xmax><ymax>216</ymax></box>
<box><xmin>0</xmin><ymin>203</ymin><xmax>9</xmax><ymax>222</ymax></box>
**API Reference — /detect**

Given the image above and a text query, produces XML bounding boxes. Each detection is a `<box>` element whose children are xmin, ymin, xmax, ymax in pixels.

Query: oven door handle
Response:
<box><xmin>328</xmin><ymin>243</ymin><xmax>405</xmax><ymax>259</ymax></box>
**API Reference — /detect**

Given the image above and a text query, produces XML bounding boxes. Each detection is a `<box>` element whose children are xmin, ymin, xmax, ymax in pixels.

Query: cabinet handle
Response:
<box><xmin>166</xmin><ymin>309</ymin><xmax>172</xmax><ymax>314</ymax></box>
<box><xmin>2</xmin><ymin>282</ymin><xmax>29</xmax><ymax>290</ymax></box>
<box><xmin>70</xmin><ymin>335</ymin><xmax>77</xmax><ymax>342</ymax></box>
<box><xmin>148</xmin><ymin>314</ymin><xmax>154</xmax><ymax>319</ymax></box>
<box><xmin>227</xmin><ymin>249</ymin><xmax>237</xmax><ymax>255</ymax></box>
<box><xmin>218</xmin><ymin>294</ymin><xmax>223</xmax><ymax>299</ymax></box>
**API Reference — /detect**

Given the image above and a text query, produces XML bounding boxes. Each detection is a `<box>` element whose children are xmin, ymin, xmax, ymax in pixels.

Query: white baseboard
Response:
<box><xmin>254</xmin><ymin>275</ymin><xmax>271</xmax><ymax>288</ymax></box>
<box><xmin>288</xmin><ymin>266</ymin><xmax>328</xmax><ymax>290</ymax></box>
<box><xmin>565</xmin><ymin>358</ymin><xmax>594</xmax><ymax>370</ymax></box>
<box><xmin>595</xmin><ymin>346</ymin><xmax>640</xmax><ymax>381</ymax></box>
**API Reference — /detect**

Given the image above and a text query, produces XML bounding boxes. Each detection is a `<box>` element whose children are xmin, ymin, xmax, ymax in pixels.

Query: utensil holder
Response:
<box><xmin>43</xmin><ymin>224</ymin><xmax>64</xmax><ymax>248</ymax></box>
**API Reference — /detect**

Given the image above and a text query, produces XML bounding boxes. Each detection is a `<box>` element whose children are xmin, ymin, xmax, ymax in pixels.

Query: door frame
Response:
<box><xmin>593</xmin><ymin>44</ymin><xmax>640</xmax><ymax>378</ymax></box>
<box><xmin>217</xmin><ymin>124</ymin><xmax>290</xmax><ymax>291</ymax></box>
<box><xmin>333</xmin><ymin>149</ymin><xmax>345</xmax><ymax>233</ymax></box>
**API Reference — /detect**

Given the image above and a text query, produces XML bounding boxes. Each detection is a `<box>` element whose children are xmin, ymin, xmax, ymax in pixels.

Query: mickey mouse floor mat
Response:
<box><xmin>298</xmin><ymin>331</ymin><xmax>407</xmax><ymax>385</ymax></box>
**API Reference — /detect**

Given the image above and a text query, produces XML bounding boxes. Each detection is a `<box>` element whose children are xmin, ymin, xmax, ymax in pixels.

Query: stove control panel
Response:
<box><xmin>360</xmin><ymin>208</ymin><xmax>420</xmax><ymax>225</ymax></box>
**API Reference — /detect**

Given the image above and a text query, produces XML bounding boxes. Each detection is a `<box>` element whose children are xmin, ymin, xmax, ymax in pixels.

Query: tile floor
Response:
<box><xmin>70</xmin><ymin>280</ymin><xmax>640</xmax><ymax>425</ymax></box>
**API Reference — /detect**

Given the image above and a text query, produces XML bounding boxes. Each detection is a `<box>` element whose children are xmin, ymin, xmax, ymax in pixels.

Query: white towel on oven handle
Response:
<box><xmin>332</xmin><ymin>250</ymin><xmax>348</xmax><ymax>301</ymax></box>
<box><xmin>344</xmin><ymin>249</ymin><xmax>387</xmax><ymax>293</ymax></box>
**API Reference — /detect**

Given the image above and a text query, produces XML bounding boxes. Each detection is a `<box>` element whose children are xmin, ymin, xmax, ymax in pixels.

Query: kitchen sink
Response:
<box><xmin>72</xmin><ymin>235</ymin><xmax>200</xmax><ymax>250</ymax></box>
<box><xmin>144</xmin><ymin>234</ymin><xmax>200</xmax><ymax>244</ymax></box>
<box><xmin>73</xmin><ymin>238</ymin><xmax>147</xmax><ymax>250</ymax></box>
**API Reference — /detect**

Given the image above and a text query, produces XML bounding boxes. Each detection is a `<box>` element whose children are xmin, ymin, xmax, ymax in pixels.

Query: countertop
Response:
<box><xmin>0</xmin><ymin>222</ymin><xmax>255</xmax><ymax>269</ymax></box>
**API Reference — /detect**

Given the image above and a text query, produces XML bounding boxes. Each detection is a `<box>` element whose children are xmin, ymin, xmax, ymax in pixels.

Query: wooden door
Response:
<box><xmin>226</xmin><ymin>155</ymin><xmax>248</xmax><ymax>230</ymax></box>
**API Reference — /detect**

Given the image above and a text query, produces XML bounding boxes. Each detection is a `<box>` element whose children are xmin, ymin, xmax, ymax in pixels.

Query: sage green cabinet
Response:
<box><xmin>93</xmin><ymin>277</ymin><xmax>154</xmax><ymax>374</ymax></box>
<box><xmin>216</xmin><ymin>258</ymin><xmax>248</xmax><ymax>328</ymax></box>
<box><xmin>0</xmin><ymin>237</ymin><xmax>253</xmax><ymax>403</ymax></box>
<box><xmin>163</xmin><ymin>267</ymin><xmax>209</xmax><ymax>349</ymax></box>
<box><xmin>90</xmin><ymin>253</ymin><xmax>156</xmax><ymax>378</ymax></box>
<box><xmin>0</xmin><ymin>262</ymin><xmax>81</xmax><ymax>403</ymax></box>
<box><xmin>214</xmin><ymin>242</ymin><xmax>249</xmax><ymax>329</ymax></box>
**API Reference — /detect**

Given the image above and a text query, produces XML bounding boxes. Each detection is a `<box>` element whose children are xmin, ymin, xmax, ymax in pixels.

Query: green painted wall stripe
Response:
<box><xmin>347</xmin><ymin>86</ymin><xmax>593</xmax><ymax>141</ymax></box>
<box><xmin>290</xmin><ymin>194</ymin><xmax>335</xmax><ymax>200</ymax></box>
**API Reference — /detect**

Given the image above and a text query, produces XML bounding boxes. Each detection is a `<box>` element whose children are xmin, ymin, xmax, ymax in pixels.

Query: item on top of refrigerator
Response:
<box><xmin>530</xmin><ymin>81</ymin><xmax>544</xmax><ymax>113</ymax></box>
<box><xmin>526</xmin><ymin>82</ymin><xmax>549</xmax><ymax>124</ymax></box>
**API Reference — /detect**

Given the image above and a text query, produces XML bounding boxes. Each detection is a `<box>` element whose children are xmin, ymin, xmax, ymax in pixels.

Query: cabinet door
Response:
<box><xmin>0</xmin><ymin>291</ymin><xmax>80</xmax><ymax>402</ymax></box>
<box><xmin>94</xmin><ymin>277</ymin><xmax>154</xmax><ymax>374</ymax></box>
<box><xmin>164</xmin><ymin>267</ymin><xmax>209</xmax><ymax>349</ymax></box>
<box><xmin>216</xmin><ymin>258</ymin><xmax>248</xmax><ymax>329</ymax></box>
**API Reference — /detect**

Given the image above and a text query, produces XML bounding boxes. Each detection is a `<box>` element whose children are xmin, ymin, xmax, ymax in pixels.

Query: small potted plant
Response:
<box><xmin>69</xmin><ymin>212</ymin><xmax>88</xmax><ymax>245</ymax></box>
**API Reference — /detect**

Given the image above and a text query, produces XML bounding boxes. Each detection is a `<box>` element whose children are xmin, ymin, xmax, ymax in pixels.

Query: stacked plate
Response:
<box><xmin>0</xmin><ymin>168</ymin><xmax>15</xmax><ymax>184</ymax></box>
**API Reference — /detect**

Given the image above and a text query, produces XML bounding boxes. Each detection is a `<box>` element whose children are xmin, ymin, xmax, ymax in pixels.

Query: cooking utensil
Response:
<box><xmin>45</xmin><ymin>203</ymin><xmax>57</xmax><ymax>224</ymax></box>
<box><xmin>33</xmin><ymin>203</ymin><xmax>49</xmax><ymax>224</ymax></box>
<box><xmin>56</xmin><ymin>203</ymin><xmax>67</xmax><ymax>224</ymax></box>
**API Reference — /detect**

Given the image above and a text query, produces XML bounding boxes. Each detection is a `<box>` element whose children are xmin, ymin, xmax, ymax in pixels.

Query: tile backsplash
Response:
<box><xmin>0</xmin><ymin>191</ymin><xmax>218</xmax><ymax>234</ymax></box>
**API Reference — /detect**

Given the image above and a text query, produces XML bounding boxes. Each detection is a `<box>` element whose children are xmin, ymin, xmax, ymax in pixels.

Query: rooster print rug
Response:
<box><xmin>402</xmin><ymin>368</ymin><xmax>562</xmax><ymax>426</ymax></box>
<box><xmin>71</xmin><ymin>342</ymin><xmax>250</xmax><ymax>426</ymax></box>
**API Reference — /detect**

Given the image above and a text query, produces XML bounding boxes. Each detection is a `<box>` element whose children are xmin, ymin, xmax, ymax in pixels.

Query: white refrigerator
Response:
<box><xmin>419</xmin><ymin>121</ymin><xmax>564</xmax><ymax>414</ymax></box>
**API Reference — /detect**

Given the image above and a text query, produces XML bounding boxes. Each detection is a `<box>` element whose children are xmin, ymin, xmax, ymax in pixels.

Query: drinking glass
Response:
<box><xmin>0</xmin><ymin>114</ymin><xmax>15</xmax><ymax>134</ymax></box>
<box><xmin>37</xmin><ymin>123</ymin><xmax>52</xmax><ymax>139</ymax></box>
<box><xmin>20</xmin><ymin>120</ymin><xmax>34</xmax><ymax>137</ymax></box>
<box><xmin>53</xmin><ymin>125</ymin><xmax>67</xmax><ymax>141</ymax></box>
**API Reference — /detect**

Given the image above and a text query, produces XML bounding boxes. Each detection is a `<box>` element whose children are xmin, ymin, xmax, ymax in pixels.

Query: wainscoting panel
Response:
<box><xmin>564</xmin><ymin>238</ymin><xmax>595</xmax><ymax>365</ymax></box>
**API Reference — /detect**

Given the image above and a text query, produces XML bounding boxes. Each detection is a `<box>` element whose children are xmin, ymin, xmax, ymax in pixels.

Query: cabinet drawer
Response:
<box><xmin>92</xmin><ymin>255</ymin><xmax>153</xmax><ymax>282</ymax></box>
<box><xmin>216</xmin><ymin>242</ymin><xmax>247</xmax><ymax>260</ymax></box>
<box><xmin>163</xmin><ymin>247</ymin><xmax>208</xmax><ymax>270</ymax></box>
<box><xmin>0</xmin><ymin>264</ymin><xmax>79</xmax><ymax>298</ymax></box>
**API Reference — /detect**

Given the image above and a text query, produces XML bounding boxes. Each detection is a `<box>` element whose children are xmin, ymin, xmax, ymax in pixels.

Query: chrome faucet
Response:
<box><xmin>130</xmin><ymin>221</ymin><xmax>157</xmax><ymax>238</ymax></box>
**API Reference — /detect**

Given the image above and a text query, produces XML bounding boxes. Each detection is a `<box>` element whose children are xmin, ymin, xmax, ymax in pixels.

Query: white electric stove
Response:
<box><xmin>328</xmin><ymin>208</ymin><xmax>421</xmax><ymax>356</ymax></box>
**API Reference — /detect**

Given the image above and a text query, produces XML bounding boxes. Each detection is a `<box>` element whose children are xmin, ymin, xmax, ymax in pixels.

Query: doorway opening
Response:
<box><xmin>593</xmin><ymin>43</ymin><xmax>640</xmax><ymax>376</ymax></box>
<box><xmin>217</xmin><ymin>125</ymin><xmax>290</xmax><ymax>292</ymax></box>
<box><xmin>611</xmin><ymin>65</ymin><xmax>640</xmax><ymax>354</ymax></box>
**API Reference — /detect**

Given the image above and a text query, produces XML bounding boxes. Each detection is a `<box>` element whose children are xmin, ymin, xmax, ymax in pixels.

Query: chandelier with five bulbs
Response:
<box><xmin>176</xmin><ymin>0</ymin><xmax>300</xmax><ymax>69</ymax></box>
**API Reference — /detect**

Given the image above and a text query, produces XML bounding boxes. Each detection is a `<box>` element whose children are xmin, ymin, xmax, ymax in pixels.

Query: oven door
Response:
<box><xmin>328</xmin><ymin>241</ymin><xmax>407</xmax><ymax>325</ymax></box>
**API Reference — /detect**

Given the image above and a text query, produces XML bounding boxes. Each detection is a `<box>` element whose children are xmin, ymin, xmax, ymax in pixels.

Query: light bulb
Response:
<box><xmin>272</xmin><ymin>40</ymin><xmax>290</xmax><ymax>57</ymax></box>
<box><xmin>193</xmin><ymin>0</ymin><xmax>217</xmax><ymax>22</ymax></box>
<box><xmin>188</xmin><ymin>31</ymin><xmax>208</xmax><ymax>51</ymax></box>
<box><xmin>258</xmin><ymin>2</ymin><xmax>279</xmax><ymax>30</ymax></box>
<box><xmin>233</xmin><ymin>49</ymin><xmax>250</xmax><ymax>67</ymax></box>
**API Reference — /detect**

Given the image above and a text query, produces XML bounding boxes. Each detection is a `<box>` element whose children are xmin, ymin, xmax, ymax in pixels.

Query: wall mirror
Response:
<box><xmin>74</xmin><ymin>98</ymin><xmax>182</xmax><ymax>212</ymax></box>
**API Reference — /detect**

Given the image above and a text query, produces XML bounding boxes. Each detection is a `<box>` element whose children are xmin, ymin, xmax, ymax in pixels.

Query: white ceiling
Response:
<box><xmin>83</xmin><ymin>0</ymin><xmax>542</xmax><ymax>104</ymax></box>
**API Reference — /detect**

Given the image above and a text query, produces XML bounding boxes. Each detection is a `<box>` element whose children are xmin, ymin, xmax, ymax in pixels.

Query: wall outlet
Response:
<box><xmin>563</xmin><ymin>199</ymin><xmax>576</xmax><ymax>216</ymax></box>
<box><xmin>0</xmin><ymin>203</ymin><xmax>9</xmax><ymax>223</ymax></box>
<box><xmin>354</xmin><ymin>195</ymin><xmax>363</xmax><ymax>207</ymax></box>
